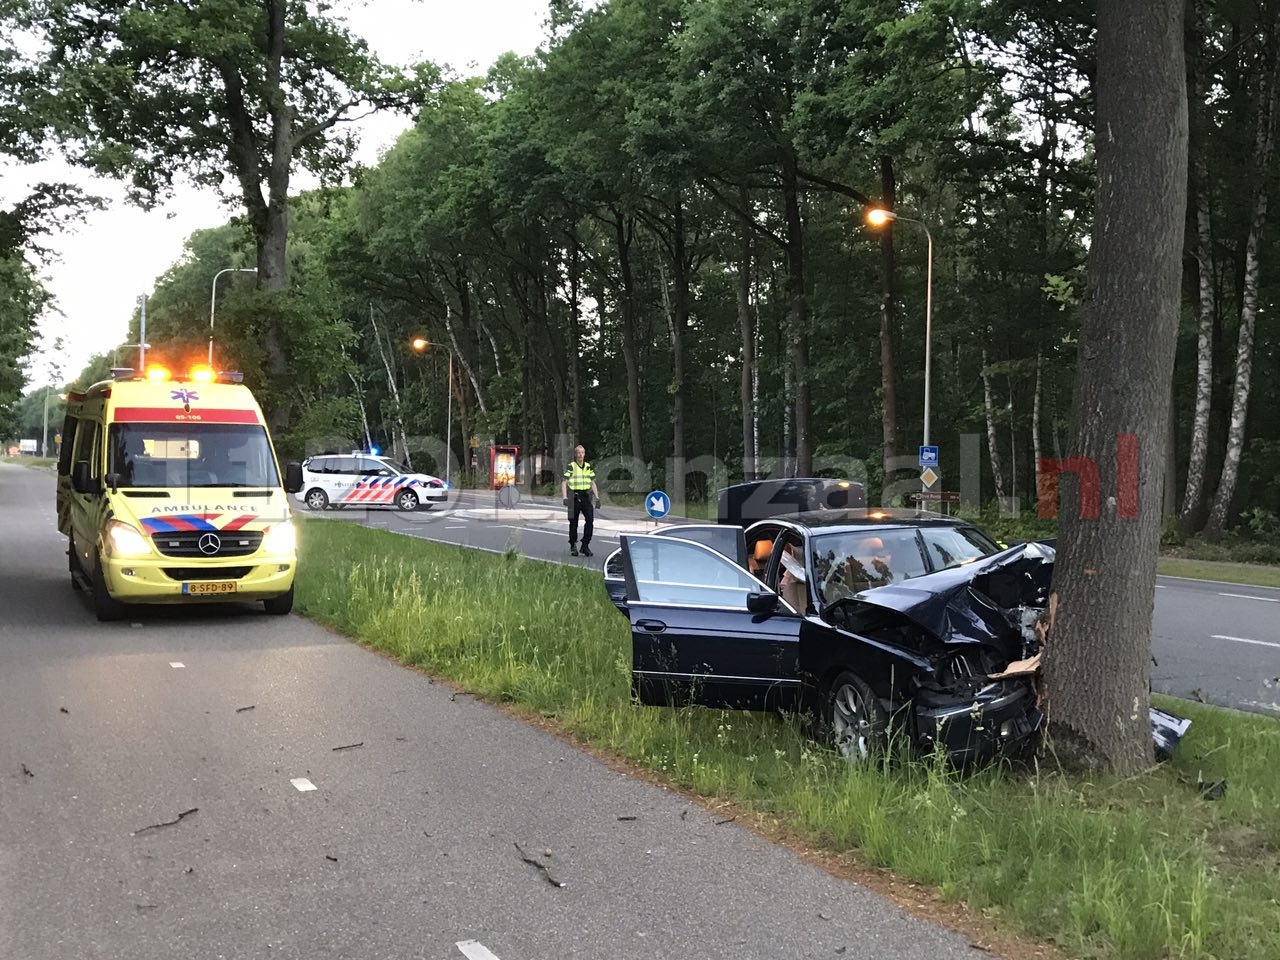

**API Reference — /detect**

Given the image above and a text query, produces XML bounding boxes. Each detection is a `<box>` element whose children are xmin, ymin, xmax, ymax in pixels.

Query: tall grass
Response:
<box><xmin>297</xmin><ymin>520</ymin><xmax>1280</xmax><ymax>960</ymax></box>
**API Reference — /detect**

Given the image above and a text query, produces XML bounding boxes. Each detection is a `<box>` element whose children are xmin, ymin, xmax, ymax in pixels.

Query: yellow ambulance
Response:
<box><xmin>56</xmin><ymin>364</ymin><xmax>304</xmax><ymax>621</ymax></box>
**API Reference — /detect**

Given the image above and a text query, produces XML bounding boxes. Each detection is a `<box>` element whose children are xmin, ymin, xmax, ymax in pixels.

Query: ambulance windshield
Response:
<box><xmin>107</xmin><ymin>423</ymin><xmax>280</xmax><ymax>488</ymax></box>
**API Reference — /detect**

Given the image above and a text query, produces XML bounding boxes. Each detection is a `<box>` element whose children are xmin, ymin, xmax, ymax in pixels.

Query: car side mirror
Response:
<box><xmin>72</xmin><ymin>460</ymin><xmax>100</xmax><ymax>495</ymax></box>
<box><xmin>285</xmin><ymin>462</ymin><xmax>303</xmax><ymax>493</ymax></box>
<box><xmin>746</xmin><ymin>590</ymin><xmax>779</xmax><ymax>614</ymax></box>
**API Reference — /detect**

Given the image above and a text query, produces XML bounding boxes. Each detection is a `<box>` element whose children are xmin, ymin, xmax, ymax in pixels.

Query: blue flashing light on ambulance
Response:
<box><xmin>56</xmin><ymin>363</ymin><xmax>305</xmax><ymax>621</ymax></box>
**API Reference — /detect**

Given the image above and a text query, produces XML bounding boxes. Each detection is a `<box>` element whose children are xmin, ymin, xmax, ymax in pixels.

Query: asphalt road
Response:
<box><xmin>320</xmin><ymin>486</ymin><xmax>1280</xmax><ymax>720</ymax></box>
<box><xmin>0</xmin><ymin>461</ymin><xmax>990</xmax><ymax>960</ymax></box>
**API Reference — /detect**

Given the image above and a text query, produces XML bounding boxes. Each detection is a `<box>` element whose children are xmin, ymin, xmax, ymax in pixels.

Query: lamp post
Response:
<box><xmin>411</xmin><ymin>337</ymin><xmax>454</xmax><ymax>487</ymax></box>
<box><xmin>209</xmin><ymin>267</ymin><xmax>257</xmax><ymax>366</ymax></box>
<box><xmin>866</xmin><ymin>209</ymin><xmax>934</xmax><ymax>499</ymax></box>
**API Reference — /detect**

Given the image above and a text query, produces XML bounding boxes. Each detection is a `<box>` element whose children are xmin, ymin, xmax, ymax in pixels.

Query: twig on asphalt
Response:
<box><xmin>59</xmin><ymin>707</ymin><xmax>69</xmax><ymax>714</ymax></box>
<box><xmin>715</xmin><ymin>816</ymin><xmax>737</xmax><ymax>826</ymax></box>
<box><xmin>20</xmin><ymin>763</ymin><xmax>33</xmax><ymax>778</ymax></box>
<box><xmin>131</xmin><ymin>808</ymin><xmax>199</xmax><ymax>836</ymax></box>
<box><xmin>513</xmin><ymin>841</ymin><xmax>566</xmax><ymax>888</ymax></box>
<box><xmin>235</xmin><ymin>705</ymin><xmax>255</xmax><ymax>713</ymax></box>
<box><xmin>331</xmin><ymin>742</ymin><xmax>364</xmax><ymax>752</ymax></box>
<box><xmin>617</xmin><ymin>815</ymin><xmax>638</xmax><ymax>821</ymax></box>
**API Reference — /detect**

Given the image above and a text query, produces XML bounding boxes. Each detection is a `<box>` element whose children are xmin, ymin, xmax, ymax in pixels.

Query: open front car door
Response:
<box><xmin>619</xmin><ymin>534</ymin><xmax>803</xmax><ymax>712</ymax></box>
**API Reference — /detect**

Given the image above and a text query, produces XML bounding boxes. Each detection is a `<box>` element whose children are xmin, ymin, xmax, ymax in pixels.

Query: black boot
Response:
<box><xmin>570</xmin><ymin>544</ymin><xmax>579</xmax><ymax>556</ymax></box>
<box><xmin>580</xmin><ymin>544</ymin><xmax>593</xmax><ymax>557</ymax></box>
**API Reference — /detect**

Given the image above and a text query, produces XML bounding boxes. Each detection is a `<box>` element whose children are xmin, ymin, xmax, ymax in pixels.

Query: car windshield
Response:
<box><xmin>381</xmin><ymin>459</ymin><xmax>411</xmax><ymax>474</ymax></box>
<box><xmin>810</xmin><ymin>529</ymin><xmax>930</xmax><ymax>605</ymax></box>
<box><xmin>920</xmin><ymin>526</ymin><xmax>1000</xmax><ymax>571</ymax></box>
<box><xmin>107</xmin><ymin>423</ymin><xmax>280</xmax><ymax>488</ymax></box>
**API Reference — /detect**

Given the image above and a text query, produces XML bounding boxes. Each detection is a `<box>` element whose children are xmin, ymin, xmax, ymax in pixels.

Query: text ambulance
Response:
<box><xmin>56</xmin><ymin>365</ymin><xmax>304</xmax><ymax>621</ymax></box>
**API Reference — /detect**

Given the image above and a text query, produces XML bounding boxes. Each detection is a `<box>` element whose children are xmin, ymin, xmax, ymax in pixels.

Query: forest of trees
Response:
<box><xmin>5</xmin><ymin>0</ymin><xmax>1278</xmax><ymax>540</ymax></box>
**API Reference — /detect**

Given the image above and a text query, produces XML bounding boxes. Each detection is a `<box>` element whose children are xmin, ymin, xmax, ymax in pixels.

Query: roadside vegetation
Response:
<box><xmin>297</xmin><ymin>520</ymin><xmax>1280</xmax><ymax>960</ymax></box>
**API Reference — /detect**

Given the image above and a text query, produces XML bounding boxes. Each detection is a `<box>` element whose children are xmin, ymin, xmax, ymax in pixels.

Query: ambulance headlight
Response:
<box><xmin>262</xmin><ymin>521</ymin><xmax>296</xmax><ymax>554</ymax></box>
<box><xmin>106</xmin><ymin>520</ymin><xmax>150</xmax><ymax>557</ymax></box>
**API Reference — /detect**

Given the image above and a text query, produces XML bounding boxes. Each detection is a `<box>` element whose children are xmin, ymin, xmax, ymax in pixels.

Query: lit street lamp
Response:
<box><xmin>411</xmin><ymin>337</ymin><xmax>455</xmax><ymax>487</ymax></box>
<box><xmin>866</xmin><ymin>206</ymin><xmax>934</xmax><ymax>468</ymax></box>
<box><xmin>209</xmin><ymin>267</ymin><xmax>257</xmax><ymax>365</ymax></box>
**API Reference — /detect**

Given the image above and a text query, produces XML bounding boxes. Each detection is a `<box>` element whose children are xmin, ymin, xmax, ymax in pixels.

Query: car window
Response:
<box><xmin>307</xmin><ymin>457</ymin><xmax>329</xmax><ymax>474</ymax></box>
<box><xmin>358</xmin><ymin>458</ymin><xmax>393</xmax><ymax>476</ymax></box>
<box><xmin>329</xmin><ymin>457</ymin><xmax>358</xmax><ymax>474</ymax></box>
<box><xmin>810</xmin><ymin>529</ymin><xmax>929</xmax><ymax>604</ymax></box>
<box><xmin>623</xmin><ymin>535</ymin><xmax>766</xmax><ymax>608</ymax></box>
<box><xmin>921</xmin><ymin>527</ymin><xmax>1000</xmax><ymax>571</ymax></box>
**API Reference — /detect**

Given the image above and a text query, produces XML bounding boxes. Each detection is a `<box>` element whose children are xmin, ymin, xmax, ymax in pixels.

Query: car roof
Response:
<box><xmin>747</xmin><ymin>508</ymin><xmax>977</xmax><ymax>534</ymax></box>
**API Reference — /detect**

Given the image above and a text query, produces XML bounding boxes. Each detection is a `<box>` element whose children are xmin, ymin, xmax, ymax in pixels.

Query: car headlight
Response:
<box><xmin>106</xmin><ymin>519</ymin><xmax>151</xmax><ymax>557</ymax></box>
<box><xmin>261</xmin><ymin>521</ymin><xmax>297</xmax><ymax>554</ymax></box>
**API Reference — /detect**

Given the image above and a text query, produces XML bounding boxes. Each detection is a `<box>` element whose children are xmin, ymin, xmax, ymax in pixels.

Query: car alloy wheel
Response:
<box><xmin>304</xmin><ymin>488</ymin><xmax>329</xmax><ymax>510</ymax></box>
<box><xmin>396</xmin><ymin>490</ymin><xmax>419</xmax><ymax>512</ymax></box>
<box><xmin>827</xmin><ymin>671</ymin><xmax>886</xmax><ymax>763</ymax></box>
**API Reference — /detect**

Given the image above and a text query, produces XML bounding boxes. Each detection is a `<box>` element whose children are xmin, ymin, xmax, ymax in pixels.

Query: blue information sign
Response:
<box><xmin>645</xmin><ymin>490</ymin><xmax>671</xmax><ymax>519</ymax></box>
<box><xmin>919</xmin><ymin>445</ymin><xmax>939</xmax><ymax>468</ymax></box>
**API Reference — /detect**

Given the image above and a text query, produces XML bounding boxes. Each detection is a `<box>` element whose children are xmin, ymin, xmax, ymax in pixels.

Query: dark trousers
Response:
<box><xmin>568</xmin><ymin>491</ymin><xmax>594</xmax><ymax>546</ymax></box>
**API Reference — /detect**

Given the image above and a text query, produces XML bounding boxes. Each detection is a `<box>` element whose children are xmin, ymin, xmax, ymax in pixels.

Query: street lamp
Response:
<box><xmin>209</xmin><ymin>267</ymin><xmax>257</xmax><ymax>366</ymax></box>
<box><xmin>866</xmin><ymin>207</ymin><xmax>934</xmax><ymax>451</ymax></box>
<box><xmin>411</xmin><ymin>337</ymin><xmax>454</xmax><ymax>487</ymax></box>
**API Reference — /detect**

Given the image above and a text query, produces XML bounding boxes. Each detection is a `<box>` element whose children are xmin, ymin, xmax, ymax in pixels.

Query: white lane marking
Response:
<box><xmin>1218</xmin><ymin>592</ymin><xmax>1280</xmax><ymax>603</ymax></box>
<box><xmin>169</xmin><ymin>662</ymin><xmax>185</xmax><ymax>669</ymax></box>
<box><xmin>290</xmin><ymin>777</ymin><xmax>317</xmax><ymax>792</ymax></box>
<box><xmin>456</xmin><ymin>942</ymin><xmax>502</xmax><ymax>960</ymax></box>
<box><xmin>1155</xmin><ymin>585</ymin><xmax>1166</xmax><ymax>589</ymax></box>
<box><xmin>1211</xmin><ymin>634</ymin><xmax>1280</xmax><ymax>650</ymax></box>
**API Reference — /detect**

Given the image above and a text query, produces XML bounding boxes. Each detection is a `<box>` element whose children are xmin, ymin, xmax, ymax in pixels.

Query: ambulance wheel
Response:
<box><xmin>304</xmin><ymin>488</ymin><xmax>329</xmax><ymax>511</ymax></box>
<box><xmin>91</xmin><ymin>554</ymin><xmax>127</xmax><ymax>622</ymax></box>
<box><xmin>69</xmin><ymin>548</ymin><xmax>83</xmax><ymax>591</ymax></box>
<box><xmin>263</xmin><ymin>586</ymin><xmax>294</xmax><ymax>616</ymax></box>
<box><xmin>395</xmin><ymin>490</ymin><xmax>419</xmax><ymax>512</ymax></box>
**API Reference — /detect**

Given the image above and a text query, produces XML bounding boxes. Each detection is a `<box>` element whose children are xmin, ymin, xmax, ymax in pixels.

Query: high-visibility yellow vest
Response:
<box><xmin>564</xmin><ymin>460</ymin><xmax>595</xmax><ymax>491</ymax></box>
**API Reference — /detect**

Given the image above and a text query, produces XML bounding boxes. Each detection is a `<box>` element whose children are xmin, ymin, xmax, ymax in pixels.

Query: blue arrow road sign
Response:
<box><xmin>919</xmin><ymin>445</ymin><xmax>939</xmax><ymax>468</ymax></box>
<box><xmin>645</xmin><ymin>490</ymin><xmax>671</xmax><ymax>519</ymax></box>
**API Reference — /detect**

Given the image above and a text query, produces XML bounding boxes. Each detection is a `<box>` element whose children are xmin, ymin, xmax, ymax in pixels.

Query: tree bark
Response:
<box><xmin>736</xmin><ymin>187</ymin><xmax>756</xmax><ymax>482</ymax></box>
<box><xmin>614</xmin><ymin>210</ymin><xmax>646</xmax><ymax>464</ymax></box>
<box><xmin>1032</xmin><ymin>351</ymin><xmax>1043</xmax><ymax>495</ymax></box>
<box><xmin>782</xmin><ymin>157</ymin><xmax>811</xmax><ymax>476</ymax></box>
<box><xmin>1205</xmin><ymin>22</ymin><xmax>1279</xmax><ymax>539</ymax></box>
<box><xmin>671</xmin><ymin>197</ymin><xmax>689</xmax><ymax>492</ymax></box>
<box><xmin>1180</xmin><ymin>8</ymin><xmax>1218</xmax><ymax>536</ymax></box>
<box><xmin>878</xmin><ymin>156</ymin><xmax>900</xmax><ymax>470</ymax></box>
<box><xmin>981</xmin><ymin>349</ymin><xmax>1006</xmax><ymax>499</ymax></box>
<box><xmin>1043</xmin><ymin>0</ymin><xmax>1188</xmax><ymax>774</ymax></box>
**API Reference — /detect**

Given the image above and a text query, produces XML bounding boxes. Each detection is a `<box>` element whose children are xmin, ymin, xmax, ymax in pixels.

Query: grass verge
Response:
<box><xmin>1</xmin><ymin>455</ymin><xmax>56</xmax><ymax>468</ymax></box>
<box><xmin>1157</xmin><ymin>557</ymin><xmax>1280</xmax><ymax>589</ymax></box>
<box><xmin>296</xmin><ymin>520</ymin><xmax>1280</xmax><ymax>960</ymax></box>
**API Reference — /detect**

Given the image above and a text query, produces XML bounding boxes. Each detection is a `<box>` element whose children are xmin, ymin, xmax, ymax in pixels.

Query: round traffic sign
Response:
<box><xmin>645</xmin><ymin>490</ymin><xmax>671</xmax><ymax>519</ymax></box>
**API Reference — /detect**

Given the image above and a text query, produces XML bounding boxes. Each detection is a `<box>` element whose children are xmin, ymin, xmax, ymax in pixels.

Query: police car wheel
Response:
<box><xmin>395</xmin><ymin>490</ymin><xmax>419</xmax><ymax>512</ymax></box>
<box><xmin>304</xmin><ymin>488</ymin><xmax>329</xmax><ymax>511</ymax></box>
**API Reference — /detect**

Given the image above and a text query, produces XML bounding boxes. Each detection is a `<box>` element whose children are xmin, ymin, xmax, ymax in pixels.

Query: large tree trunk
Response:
<box><xmin>1205</xmin><ymin>26</ymin><xmax>1279</xmax><ymax>539</ymax></box>
<box><xmin>1180</xmin><ymin>11</ymin><xmax>1218</xmax><ymax>535</ymax></box>
<box><xmin>736</xmin><ymin>187</ymin><xmax>757</xmax><ymax>482</ymax></box>
<box><xmin>981</xmin><ymin>349</ymin><xmax>1007</xmax><ymax>499</ymax></box>
<box><xmin>1032</xmin><ymin>351</ymin><xmax>1043</xmax><ymax>494</ymax></box>
<box><xmin>1043</xmin><ymin>0</ymin><xmax>1188</xmax><ymax>774</ymax></box>
<box><xmin>781</xmin><ymin>158</ymin><xmax>812</xmax><ymax>476</ymax></box>
<box><xmin>878</xmin><ymin>156</ymin><xmax>900</xmax><ymax>469</ymax></box>
<box><xmin>614</xmin><ymin>210</ymin><xmax>645</xmax><ymax>464</ymax></box>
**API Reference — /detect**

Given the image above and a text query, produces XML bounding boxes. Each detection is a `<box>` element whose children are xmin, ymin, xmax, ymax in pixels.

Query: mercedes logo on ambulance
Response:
<box><xmin>198</xmin><ymin>533</ymin><xmax>222</xmax><ymax>556</ymax></box>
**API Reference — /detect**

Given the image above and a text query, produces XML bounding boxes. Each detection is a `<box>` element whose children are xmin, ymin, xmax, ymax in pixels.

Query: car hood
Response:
<box><xmin>114</xmin><ymin>491</ymin><xmax>293</xmax><ymax>535</ymax></box>
<box><xmin>846</xmin><ymin>542</ymin><xmax>1056</xmax><ymax>652</ymax></box>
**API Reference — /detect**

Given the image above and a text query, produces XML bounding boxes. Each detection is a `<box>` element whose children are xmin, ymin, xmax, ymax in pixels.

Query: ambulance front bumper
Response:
<box><xmin>101</xmin><ymin>553</ymin><xmax>296</xmax><ymax>603</ymax></box>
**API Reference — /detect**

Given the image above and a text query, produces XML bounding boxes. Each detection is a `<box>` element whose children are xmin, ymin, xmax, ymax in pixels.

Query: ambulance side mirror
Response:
<box><xmin>284</xmin><ymin>462</ymin><xmax>303</xmax><ymax>494</ymax></box>
<box><xmin>72</xmin><ymin>460</ymin><xmax>100</xmax><ymax>495</ymax></box>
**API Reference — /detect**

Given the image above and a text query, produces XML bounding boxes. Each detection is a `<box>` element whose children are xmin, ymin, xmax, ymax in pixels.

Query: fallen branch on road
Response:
<box><xmin>131</xmin><ymin>808</ymin><xmax>198</xmax><ymax>836</ymax></box>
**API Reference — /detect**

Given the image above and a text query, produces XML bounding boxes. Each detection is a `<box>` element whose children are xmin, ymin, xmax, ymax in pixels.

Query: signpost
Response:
<box><xmin>910</xmin><ymin>491</ymin><xmax>961</xmax><ymax>503</ymax></box>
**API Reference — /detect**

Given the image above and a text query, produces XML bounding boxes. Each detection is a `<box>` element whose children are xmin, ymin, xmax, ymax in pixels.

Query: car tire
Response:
<box><xmin>304</xmin><ymin>488</ymin><xmax>329</xmax><ymax>511</ymax></box>
<box><xmin>91</xmin><ymin>553</ymin><xmax>127</xmax><ymax>622</ymax></box>
<box><xmin>824</xmin><ymin>671</ymin><xmax>888</xmax><ymax>763</ymax></box>
<box><xmin>263</xmin><ymin>585</ymin><xmax>294</xmax><ymax>616</ymax></box>
<box><xmin>395</xmin><ymin>490</ymin><xmax>419</xmax><ymax>512</ymax></box>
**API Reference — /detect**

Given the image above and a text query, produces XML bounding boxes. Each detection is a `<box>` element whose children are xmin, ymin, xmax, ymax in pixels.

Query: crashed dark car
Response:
<box><xmin>603</xmin><ymin>509</ymin><xmax>1188</xmax><ymax>765</ymax></box>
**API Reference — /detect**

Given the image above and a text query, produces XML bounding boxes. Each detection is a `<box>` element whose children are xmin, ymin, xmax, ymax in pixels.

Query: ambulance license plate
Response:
<box><xmin>183</xmin><ymin>581</ymin><xmax>237</xmax><ymax>595</ymax></box>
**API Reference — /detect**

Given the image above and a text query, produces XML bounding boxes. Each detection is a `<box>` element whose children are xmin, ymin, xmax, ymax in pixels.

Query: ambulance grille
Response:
<box><xmin>151</xmin><ymin>531</ymin><xmax>263</xmax><ymax>558</ymax></box>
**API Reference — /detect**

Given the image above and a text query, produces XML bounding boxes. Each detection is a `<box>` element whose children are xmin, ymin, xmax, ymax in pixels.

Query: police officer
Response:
<box><xmin>561</xmin><ymin>444</ymin><xmax>600</xmax><ymax>556</ymax></box>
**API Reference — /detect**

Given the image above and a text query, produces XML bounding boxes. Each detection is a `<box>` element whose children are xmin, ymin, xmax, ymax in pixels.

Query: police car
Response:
<box><xmin>295</xmin><ymin>452</ymin><xmax>448</xmax><ymax>512</ymax></box>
